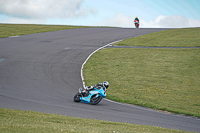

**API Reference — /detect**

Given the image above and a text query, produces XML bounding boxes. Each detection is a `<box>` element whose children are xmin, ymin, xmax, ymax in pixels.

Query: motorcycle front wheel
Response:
<box><xmin>74</xmin><ymin>93</ymin><xmax>82</xmax><ymax>102</ymax></box>
<box><xmin>90</xmin><ymin>95</ymin><xmax>102</xmax><ymax>105</ymax></box>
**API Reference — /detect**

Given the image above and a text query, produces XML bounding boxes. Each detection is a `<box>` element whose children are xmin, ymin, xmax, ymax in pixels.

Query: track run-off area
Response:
<box><xmin>0</xmin><ymin>28</ymin><xmax>199</xmax><ymax>132</ymax></box>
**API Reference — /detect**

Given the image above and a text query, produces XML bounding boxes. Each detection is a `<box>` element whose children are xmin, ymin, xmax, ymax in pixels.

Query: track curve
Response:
<box><xmin>0</xmin><ymin>28</ymin><xmax>199</xmax><ymax>132</ymax></box>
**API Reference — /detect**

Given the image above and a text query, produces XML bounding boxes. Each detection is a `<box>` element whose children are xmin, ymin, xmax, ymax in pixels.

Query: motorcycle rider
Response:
<box><xmin>134</xmin><ymin>17</ymin><xmax>139</xmax><ymax>22</ymax></box>
<box><xmin>134</xmin><ymin>17</ymin><xmax>139</xmax><ymax>23</ymax></box>
<box><xmin>81</xmin><ymin>81</ymin><xmax>109</xmax><ymax>93</ymax></box>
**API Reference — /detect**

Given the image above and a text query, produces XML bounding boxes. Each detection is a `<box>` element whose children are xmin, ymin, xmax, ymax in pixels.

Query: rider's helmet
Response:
<box><xmin>103</xmin><ymin>81</ymin><xmax>109</xmax><ymax>89</ymax></box>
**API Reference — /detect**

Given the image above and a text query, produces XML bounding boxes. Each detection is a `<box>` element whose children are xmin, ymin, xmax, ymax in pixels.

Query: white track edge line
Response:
<box><xmin>81</xmin><ymin>40</ymin><xmax>123</xmax><ymax>89</ymax></box>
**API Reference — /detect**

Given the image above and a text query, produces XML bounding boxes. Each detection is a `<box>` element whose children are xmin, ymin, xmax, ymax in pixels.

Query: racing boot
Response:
<box><xmin>79</xmin><ymin>88</ymin><xmax>86</xmax><ymax>94</ymax></box>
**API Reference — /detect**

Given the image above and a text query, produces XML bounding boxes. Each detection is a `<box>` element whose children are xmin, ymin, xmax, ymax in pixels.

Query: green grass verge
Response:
<box><xmin>0</xmin><ymin>108</ymin><xmax>192</xmax><ymax>133</ymax></box>
<box><xmin>116</xmin><ymin>28</ymin><xmax>200</xmax><ymax>47</ymax></box>
<box><xmin>0</xmin><ymin>23</ymin><xmax>92</xmax><ymax>38</ymax></box>
<box><xmin>83</xmin><ymin>28</ymin><xmax>200</xmax><ymax>117</ymax></box>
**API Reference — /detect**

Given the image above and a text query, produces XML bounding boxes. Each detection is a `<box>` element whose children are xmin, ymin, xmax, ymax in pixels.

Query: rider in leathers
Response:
<box><xmin>134</xmin><ymin>17</ymin><xmax>139</xmax><ymax>23</ymax></box>
<box><xmin>81</xmin><ymin>81</ymin><xmax>109</xmax><ymax>94</ymax></box>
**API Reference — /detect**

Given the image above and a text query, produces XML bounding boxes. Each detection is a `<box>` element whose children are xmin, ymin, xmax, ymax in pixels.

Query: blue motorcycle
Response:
<box><xmin>74</xmin><ymin>86</ymin><xmax>106</xmax><ymax>105</ymax></box>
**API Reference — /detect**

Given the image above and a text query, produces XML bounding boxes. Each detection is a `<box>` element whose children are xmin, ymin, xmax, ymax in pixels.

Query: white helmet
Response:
<box><xmin>103</xmin><ymin>81</ymin><xmax>109</xmax><ymax>89</ymax></box>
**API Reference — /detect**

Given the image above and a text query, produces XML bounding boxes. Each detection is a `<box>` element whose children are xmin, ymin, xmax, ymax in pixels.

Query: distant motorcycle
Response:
<box><xmin>74</xmin><ymin>86</ymin><xmax>106</xmax><ymax>105</ymax></box>
<box><xmin>134</xmin><ymin>20</ymin><xmax>139</xmax><ymax>28</ymax></box>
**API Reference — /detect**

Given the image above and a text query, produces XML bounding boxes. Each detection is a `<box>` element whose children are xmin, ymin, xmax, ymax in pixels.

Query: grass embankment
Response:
<box><xmin>83</xmin><ymin>28</ymin><xmax>200</xmax><ymax>117</ymax></box>
<box><xmin>0</xmin><ymin>108</ymin><xmax>192</xmax><ymax>133</ymax></box>
<box><xmin>116</xmin><ymin>28</ymin><xmax>200</xmax><ymax>47</ymax></box>
<box><xmin>0</xmin><ymin>24</ymin><xmax>91</xmax><ymax>38</ymax></box>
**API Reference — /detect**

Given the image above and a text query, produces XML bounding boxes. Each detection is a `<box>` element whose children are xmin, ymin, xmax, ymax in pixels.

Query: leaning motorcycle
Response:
<box><xmin>74</xmin><ymin>86</ymin><xmax>106</xmax><ymax>105</ymax></box>
<box><xmin>134</xmin><ymin>20</ymin><xmax>139</xmax><ymax>28</ymax></box>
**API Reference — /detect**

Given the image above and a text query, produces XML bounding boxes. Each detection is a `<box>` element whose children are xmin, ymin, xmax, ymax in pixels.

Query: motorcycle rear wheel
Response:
<box><xmin>135</xmin><ymin>24</ymin><xmax>139</xmax><ymax>28</ymax></box>
<box><xmin>74</xmin><ymin>93</ymin><xmax>82</xmax><ymax>102</ymax></box>
<box><xmin>90</xmin><ymin>95</ymin><xmax>102</xmax><ymax>105</ymax></box>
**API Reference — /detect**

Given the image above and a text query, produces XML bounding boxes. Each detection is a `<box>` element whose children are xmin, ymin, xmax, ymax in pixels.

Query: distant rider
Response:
<box><xmin>81</xmin><ymin>81</ymin><xmax>109</xmax><ymax>93</ymax></box>
<box><xmin>134</xmin><ymin>17</ymin><xmax>139</xmax><ymax>23</ymax></box>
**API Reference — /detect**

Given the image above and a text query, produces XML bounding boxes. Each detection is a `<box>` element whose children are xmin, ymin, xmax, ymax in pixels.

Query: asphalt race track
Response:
<box><xmin>0</xmin><ymin>28</ymin><xmax>199</xmax><ymax>132</ymax></box>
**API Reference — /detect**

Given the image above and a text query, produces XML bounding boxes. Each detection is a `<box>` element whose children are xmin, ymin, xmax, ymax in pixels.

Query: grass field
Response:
<box><xmin>116</xmin><ymin>28</ymin><xmax>200</xmax><ymax>47</ymax></box>
<box><xmin>0</xmin><ymin>108</ymin><xmax>192</xmax><ymax>133</ymax></box>
<box><xmin>83</xmin><ymin>28</ymin><xmax>200</xmax><ymax>117</ymax></box>
<box><xmin>0</xmin><ymin>24</ymin><xmax>91</xmax><ymax>38</ymax></box>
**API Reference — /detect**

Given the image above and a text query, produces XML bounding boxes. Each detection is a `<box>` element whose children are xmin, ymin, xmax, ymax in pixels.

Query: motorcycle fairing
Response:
<box><xmin>80</xmin><ymin>87</ymin><xmax>106</xmax><ymax>103</ymax></box>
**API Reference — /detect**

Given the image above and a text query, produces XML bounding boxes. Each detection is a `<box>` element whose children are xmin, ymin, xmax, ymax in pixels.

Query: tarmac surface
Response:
<box><xmin>0</xmin><ymin>28</ymin><xmax>200</xmax><ymax>132</ymax></box>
